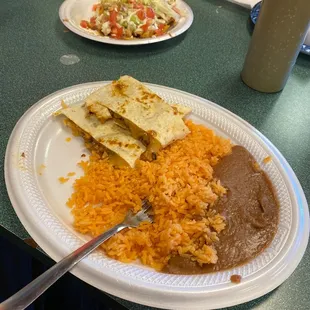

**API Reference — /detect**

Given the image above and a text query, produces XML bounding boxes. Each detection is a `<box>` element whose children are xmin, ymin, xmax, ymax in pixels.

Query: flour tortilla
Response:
<box><xmin>85</xmin><ymin>76</ymin><xmax>190</xmax><ymax>147</ymax></box>
<box><xmin>59</xmin><ymin>103</ymin><xmax>146</xmax><ymax>167</ymax></box>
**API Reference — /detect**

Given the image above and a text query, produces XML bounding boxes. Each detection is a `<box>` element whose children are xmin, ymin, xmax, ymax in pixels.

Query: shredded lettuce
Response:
<box><xmin>148</xmin><ymin>0</ymin><xmax>179</xmax><ymax>20</ymax></box>
<box><xmin>95</xmin><ymin>0</ymin><xmax>181</xmax><ymax>38</ymax></box>
<box><xmin>100</xmin><ymin>0</ymin><xmax>179</xmax><ymax>20</ymax></box>
<box><xmin>130</xmin><ymin>15</ymin><xmax>141</xmax><ymax>25</ymax></box>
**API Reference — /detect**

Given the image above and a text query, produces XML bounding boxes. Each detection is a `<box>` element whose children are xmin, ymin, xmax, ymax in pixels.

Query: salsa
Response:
<box><xmin>80</xmin><ymin>0</ymin><xmax>182</xmax><ymax>39</ymax></box>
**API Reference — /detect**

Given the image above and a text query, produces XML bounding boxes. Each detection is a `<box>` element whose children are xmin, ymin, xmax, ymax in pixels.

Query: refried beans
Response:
<box><xmin>165</xmin><ymin>146</ymin><xmax>279</xmax><ymax>274</ymax></box>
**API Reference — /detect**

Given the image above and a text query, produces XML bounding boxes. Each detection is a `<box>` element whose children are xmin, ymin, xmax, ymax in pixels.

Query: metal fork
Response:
<box><xmin>0</xmin><ymin>200</ymin><xmax>153</xmax><ymax>310</ymax></box>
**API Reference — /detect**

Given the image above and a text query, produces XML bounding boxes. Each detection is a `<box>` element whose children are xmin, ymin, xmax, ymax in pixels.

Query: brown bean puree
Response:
<box><xmin>165</xmin><ymin>146</ymin><xmax>279</xmax><ymax>274</ymax></box>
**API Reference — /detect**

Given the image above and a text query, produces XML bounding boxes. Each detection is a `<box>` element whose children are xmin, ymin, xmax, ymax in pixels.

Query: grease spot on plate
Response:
<box><xmin>38</xmin><ymin>164</ymin><xmax>46</xmax><ymax>176</ymax></box>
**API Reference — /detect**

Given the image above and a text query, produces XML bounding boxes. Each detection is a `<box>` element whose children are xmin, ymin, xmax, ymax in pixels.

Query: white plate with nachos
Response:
<box><xmin>59</xmin><ymin>0</ymin><xmax>194</xmax><ymax>45</ymax></box>
<box><xmin>5</xmin><ymin>81</ymin><xmax>309</xmax><ymax>309</ymax></box>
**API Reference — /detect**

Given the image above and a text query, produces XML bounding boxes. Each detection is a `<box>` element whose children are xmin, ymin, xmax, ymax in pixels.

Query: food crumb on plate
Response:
<box><xmin>67</xmin><ymin>172</ymin><xmax>76</xmax><ymax>177</ymax></box>
<box><xmin>230</xmin><ymin>274</ymin><xmax>242</xmax><ymax>284</ymax></box>
<box><xmin>61</xmin><ymin>99</ymin><xmax>68</xmax><ymax>109</ymax></box>
<box><xmin>253</xmin><ymin>161</ymin><xmax>261</xmax><ymax>171</ymax></box>
<box><xmin>24</xmin><ymin>238</ymin><xmax>38</xmax><ymax>249</ymax></box>
<box><xmin>58</xmin><ymin>176</ymin><xmax>69</xmax><ymax>183</ymax></box>
<box><xmin>18</xmin><ymin>152</ymin><xmax>27</xmax><ymax>170</ymax></box>
<box><xmin>65</xmin><ymin>137</ymin><xmax>72</xmax><ymax>142</ymax></box>
<box><xmin>263</xmin><ymin>156</ymin><xmax>272</xmax><ymax>164</ymax></box>
<box><xmin>38</xmin><ymin>164</ymin><xmax>46</xmax><ymax>176</ymax></box>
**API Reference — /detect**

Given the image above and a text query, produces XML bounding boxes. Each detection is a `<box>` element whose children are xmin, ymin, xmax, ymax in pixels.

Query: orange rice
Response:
<box><xmin>67</xmin><ymin>120</ymin><xmax>232</xmax><ymax>270</ymax></box>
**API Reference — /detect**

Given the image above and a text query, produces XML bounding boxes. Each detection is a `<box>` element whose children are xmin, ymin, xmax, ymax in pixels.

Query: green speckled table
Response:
<box><xmin>1</xmin><ymin>0</ymin><xmax>310</xmax><ymax>309</ymax></box>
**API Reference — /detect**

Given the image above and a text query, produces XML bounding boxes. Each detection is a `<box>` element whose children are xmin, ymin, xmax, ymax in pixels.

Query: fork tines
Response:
<box><xmin>141</xmin><ymin>199</ymin><xmax>152</xmax><ymax>212</ymax></box>
<box><xmin>135</xmin><ymin>199</ymin><xmax>153</xmax><ymax>224</ymax></box>
<box><xmin>137</xmin><ymin>211</ymin><xmax>153</xmax><ymax>224</ymax></box>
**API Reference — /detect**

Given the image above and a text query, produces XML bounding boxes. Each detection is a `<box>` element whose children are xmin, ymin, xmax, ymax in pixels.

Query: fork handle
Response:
<box><xmin>0</xmin><ymin>224</ymin><xmax>126</xmax><ymax>310</ymax></box>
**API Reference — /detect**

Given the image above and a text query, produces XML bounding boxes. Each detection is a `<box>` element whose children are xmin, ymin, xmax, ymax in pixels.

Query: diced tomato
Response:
<box><xmin>137</xmin><ymin>9</ymin><xmax>146</xmax><ymax>20</ymax></box>
<box><xmin>80</xmin><ymin>20</ymin><xmax>88</xmax><ymax>28</ymax></box>
<box><xmin>141</xmin><ymin>18</ymin><xmax>152</xmax><ymax>32</ymax></box>
<box><xmin>90</xmin><ymin>16</ymin><xmax>96</xmax><ymax>24</ymax></box>
<box><xmin>109</xmin><ymin>10</ymin><xmax>117</xmax><ymax>25</ymax></box>
<box><xmin>141</xmin><ymin>23</ymin><xmax>148</xmax><ymax>32</ymax></box>
<box><xmin>141</xmin><ymin>23</ymin><xmax>149</xmax><ymax>32</ymax></box>
<box><xmin>116</xmin><ymin>26</ymin><xmax>123</xmax><ymax>38</ymax></box>
<box><xmin>92</xmin><ymin>4</ymin><xmax>100</xmax><ymax>11</ymax></box>
<box><xmin>158</xmin><ymin>23</ymin><xmax>165</xmax><ymax>30</ymax></box>
<box><xmin>133</xmin><ymin>3</ymin><xmax>144</xmax><ymax>9</ymax></box>
<box><xmin>146</xmin><ymin>7</ymin><xmax>155</xmax><ymax>19</ymax></box>
<box><xmin>111</xmin><ymin>26</ymin><xmax>123</xmax><ymax>39</ymax></box>
<box><xmin>154</xmin><ymin>29</ymin><xmax>162</xmax><ymax>36</ymax></box>
<box><xmin>155</xmin><ymin>23</ymin><xmax>167</xmax><ymax>36</ymax></box>
<box><xmin>89</xmin><ymin>16</ymin><xmax>97</xmax><ymax>30</ymax></box>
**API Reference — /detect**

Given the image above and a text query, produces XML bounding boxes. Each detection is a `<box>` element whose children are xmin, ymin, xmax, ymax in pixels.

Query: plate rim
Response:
<box><xmin>4</xmin><ymin>81</ymin><xmax>309</xmax><ymax>309</ymax></box>
<box><xmin>59</xmin><ymin>0</ymin><xmax>194</xmax><ymax>46</ymax></box>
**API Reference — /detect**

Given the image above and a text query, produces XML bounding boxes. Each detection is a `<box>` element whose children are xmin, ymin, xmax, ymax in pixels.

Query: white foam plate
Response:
<box><xmin>59</xmin><ymin>0</ymin><xmax>194</xmax><ymax>45</ymax></box>
<box><xmin>5</xmin><ymin>82</ymin><xmax>309</xmax><ymax>309</ymax></box>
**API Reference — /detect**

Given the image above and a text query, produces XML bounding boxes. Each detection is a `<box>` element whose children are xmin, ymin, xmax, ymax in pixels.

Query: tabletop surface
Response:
<box><xmin>1</xmin><ymin>0</ymin><xmax>310</xmax><ymax>309</ymax></box>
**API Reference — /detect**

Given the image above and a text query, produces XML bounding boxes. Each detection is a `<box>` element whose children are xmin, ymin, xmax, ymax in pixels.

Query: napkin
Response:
<box><xmin>227</xmin><ymin>0</ymin><xmax>259</xmax><ymax>9</ymax></box>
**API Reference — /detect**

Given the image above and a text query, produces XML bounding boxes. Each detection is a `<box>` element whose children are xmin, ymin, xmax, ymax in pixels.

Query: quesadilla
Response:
<box><xmin>86</xmin><ymin>101</ymin><xmax>112</xmax><ymax>123</ymax></box>
<box><xmin>85</xmin><ymin>76</ymin><xmax>190</xmax><ymax>160</ymax></box>
<box><xmin>170</xmin><ymin>103</ymin><xmax>192</xmax><ymax>118</ymax></box>
<box><xmin>86</xmin><ymin>100</ymin><xmax>191</xmax><ymax>123</ymax></box>
<box><xmin>59</xmin><ymin>103</ymin><xmax>146</xmax><ymax>168</ymax></box>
